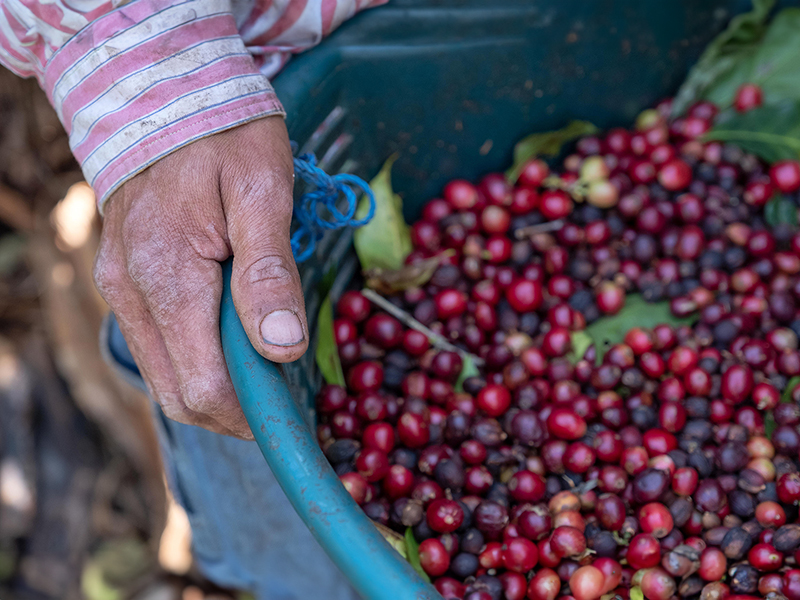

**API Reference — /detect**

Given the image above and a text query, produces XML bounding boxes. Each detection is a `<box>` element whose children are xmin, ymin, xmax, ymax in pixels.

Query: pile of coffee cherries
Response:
<box><xmin>316</xmin><ymin>85</ymin><xmax>800</xmax><ymax>600</ymax></box>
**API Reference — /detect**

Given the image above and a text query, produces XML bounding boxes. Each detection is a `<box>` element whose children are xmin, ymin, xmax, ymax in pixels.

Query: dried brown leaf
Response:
<box><xmin>364</xmin><ymin>251</ymin><xmax>453</xmax><ymax>294</ymax></box>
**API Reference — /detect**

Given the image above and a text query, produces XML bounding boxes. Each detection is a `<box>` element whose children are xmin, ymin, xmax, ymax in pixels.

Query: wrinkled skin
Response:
<box><xmin>94</xmin><ymin>117</ymin><xmax>307</xmax><ymax>439</ymax></box>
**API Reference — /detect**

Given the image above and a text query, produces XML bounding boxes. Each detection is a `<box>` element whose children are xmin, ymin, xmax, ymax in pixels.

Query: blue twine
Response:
<box><xmin>289</xmin><ymin>142</ymin><xmax>376</xmax><ymax>262</ymax></box>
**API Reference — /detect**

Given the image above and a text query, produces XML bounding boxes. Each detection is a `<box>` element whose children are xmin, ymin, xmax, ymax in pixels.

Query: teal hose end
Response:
<box><xmin>219</xmin><ymin>260</ymin><xmax>442</xmax><ymax>600</ymax></box>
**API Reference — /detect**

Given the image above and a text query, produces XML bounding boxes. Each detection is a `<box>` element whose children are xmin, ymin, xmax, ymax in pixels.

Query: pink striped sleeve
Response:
<box><xmin>41</xmin><ymin>0</ymin><xmax>284</xmax><ymax>208</ymax></box>
<box><xmin>0</xmin><ymin>0</ymin><xmax>387</xmax><ymax>209</ymax></box>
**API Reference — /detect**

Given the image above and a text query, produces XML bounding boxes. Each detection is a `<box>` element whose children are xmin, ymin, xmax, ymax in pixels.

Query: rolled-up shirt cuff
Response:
<box><xmin>42</xmin><ymin>0</ymin><xmax>285</xmax><ymax>209</ymax></box>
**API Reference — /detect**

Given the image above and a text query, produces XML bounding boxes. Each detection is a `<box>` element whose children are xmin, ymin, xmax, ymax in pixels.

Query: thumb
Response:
<box><xmin>222</xmin><ymin>121</ymin><xmax>308</xmax><ymax>363</ymax></box>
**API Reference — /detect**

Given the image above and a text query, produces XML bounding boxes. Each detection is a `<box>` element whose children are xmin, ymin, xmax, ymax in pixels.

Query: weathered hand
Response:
<box><xmin>94</xmin><ymin>117</ymin><xmax>307</xmax><ymax>439</ymax></box>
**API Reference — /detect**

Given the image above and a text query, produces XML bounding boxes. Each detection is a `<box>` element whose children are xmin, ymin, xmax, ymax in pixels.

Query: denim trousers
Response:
<box><xmin>102</xmin><ymin>315</ymin><xmax>359</xmax><ymax>600</ymax></box>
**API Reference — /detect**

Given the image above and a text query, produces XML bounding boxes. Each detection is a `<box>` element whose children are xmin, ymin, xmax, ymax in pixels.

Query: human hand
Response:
<box><xmin>94</xmin><ymin>117</ymin><xmax>307</xmax><ymax>439</ymax></box>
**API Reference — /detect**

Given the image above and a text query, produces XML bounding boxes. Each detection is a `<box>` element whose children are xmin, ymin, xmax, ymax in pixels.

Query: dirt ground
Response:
<box><xmin>0</xmin><ymin>70</ymin><xmax>245</xmax><ymax>600</ymax></box>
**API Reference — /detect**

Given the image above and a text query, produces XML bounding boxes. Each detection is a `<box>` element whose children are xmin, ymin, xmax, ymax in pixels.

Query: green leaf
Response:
<box><xmin>354</xmin><ymin>155</ymin><xmax>413</xmax><ymax>271</ymax></box>
<box><xmin>374</xmin><ymin>522</ymin><xmax>407</xmax><ymax>559</ymax></box>
<box><xmin>90</xmin><ymin>538</ymin><xmax>151</xmax><ymax>585</ymax></box>
<box><xmin>765</xmin><ymin>412</ymin><xmax>776</xmax><ymax>438</ymax></box>
<box><xmin>671</xmin><ymin>0</ymin><xmax>776</xmax><ymax>115</ymax></box>
<box><xmin>81</xmin><ymin>539</ymin><xmax>150</xmax><ymax>600</ymax></box>
<box><xmin>704</xmin><ymin>8</ymin><xmax>800</xmax><ymax>109</ymax></box>
<box><xmin>672</xmin><ymin>2</ymin><xmax>800</xmax><ymax>161</ymax></box>
<box><xmin>404</xmin><ymin>528</ymin><xmax>431</xmax><ymax>583</ymax></box>
<box><xmin>765</xmin><ymin>376</ymin><xmax>800</xmax><ymax>438</ymax></box>
<box><xmin>630</xmin><ymin>587</ymin><xmax>644</xmax><ymax>600</ymax></box>
<box><xmin>578</xmin><ymin>295</ymin><xmax>698</xmax><ymax>365</ymax></box>
<box><xmin>506</xmin><ymin>121</ymin><xmax>599</xmax><ymax>183</ymax></box>
<box><xmin>318</xmin><ymin>265</ymin><xmax>337</xmax><ymax>299</ymax></box>
<box><xmin>454</xmin><ymin>353</ymin><xmax>480</xmax><ymax>393</ymax></box>
<box><xmin>315</xmin><ymin>293</ymin><xmax>346</xmax><ymax>386</ymax></box>
<box><xmin>705</xmin><ymin>101</ymin><xmax>800</xmax><ymax>162</ymax></box>
<box><xmin>765</xmin><ymin>194</ymin><xmax>799</xmax><ymax>228</ymax></box>
<box><xmin>81</xmin><ymin>563</ymin><xmax>120</xmax><ymax>600</ymax></box>
<box><xmin>782</xmin><ymin>376</ymin><xmax>800</xmax><ymax>404</ymax></box>
<box><xmin>611</xmin><ymin>531</ymin><xmax>629</xmax><ymax>546</ymax></box>
<box><xmin>569</xmin><ymin>330</ymin><xmax>594</xmax><ymax>364</ymax></box>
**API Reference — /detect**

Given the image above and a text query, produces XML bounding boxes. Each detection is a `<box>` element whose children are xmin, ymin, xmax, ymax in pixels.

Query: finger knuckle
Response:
<box><xmin>93</xmin><ymin>253</ymin><xmax>126</xmax><ymax>302</ymax></box>
<box><xmin>158</xmin><ymin>397</ymin><xmax>196</xmax><ymax>425</ymax></box>
<box><xmin>224</xmin><ymin>154</ymin><xmax>294</xmax><ymax>202</ymax></box>
<box><xmin>242</xmin><ymin>254</ymin><xmax>296</xmax><ymax>287</ymax></box>
<box><xmin>181</xmin><ymin>379</ymin><xmax>229</xmax><ymax>416</ymax></box>
<box><xmin>126</xmin><ymin>252</ymin><xmax>161</xmax><ymax>288</ymax></box>
<box><xmin>126</xmin><ymin>246</ymin><xmax>181</xmax><ymax>304</ymax></box>
<box><xmin>181</xmin><ymin>395</ymin><xmax>213</xmax><ymax>415</ymax></box>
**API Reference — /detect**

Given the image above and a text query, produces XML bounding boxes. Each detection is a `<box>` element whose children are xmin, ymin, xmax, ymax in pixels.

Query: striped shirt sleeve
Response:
<box><xmin>1</xmin><ymin>0</ymin><xmax>285</xmax><ymax>208</ymax></box>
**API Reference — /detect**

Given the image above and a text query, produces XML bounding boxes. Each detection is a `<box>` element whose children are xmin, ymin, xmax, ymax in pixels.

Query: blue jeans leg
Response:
<box><xmin>102</xmin><ymin>314</ymin><xmax>359</xmax><ymax>600</ymax></box>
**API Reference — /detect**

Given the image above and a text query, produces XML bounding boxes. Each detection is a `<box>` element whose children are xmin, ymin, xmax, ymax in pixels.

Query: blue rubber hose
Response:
<box><xmin>219</xmin><ymin>260</ymin><xmax>442</xmax><ymax>600</ymax></box>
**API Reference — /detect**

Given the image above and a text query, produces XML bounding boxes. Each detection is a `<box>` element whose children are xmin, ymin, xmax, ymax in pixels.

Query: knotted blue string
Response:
<box><xmin>290</xmin><ymin>142</ymin><xmax>376</xmax><ymax>262</ymax></box>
